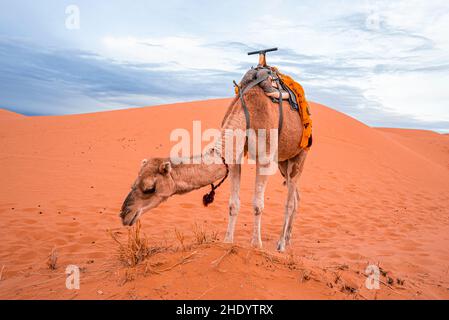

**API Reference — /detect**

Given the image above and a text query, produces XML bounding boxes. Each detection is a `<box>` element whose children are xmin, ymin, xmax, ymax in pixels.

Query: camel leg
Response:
<box><xmin>277</xmin><ymin>151</ymin><xmax>307</xmax><ymax>252</ymax></box>
<box><xmin>277</xmin><ymin>178</ymin><xmax>298</xmax><ymax>252</ymax></box>
<box><xmin>285</xmin><ymin>151</ymin><xmax>307</xmax><ymax>244</ymax></box>
<box><xmin>224</xmin><ymin>164</ymin><xmax>241</xmax><ymax>243</ymax></box>
<box><xmin>251</xmin><ymin>162</ymin><xmax>270</xmax><ymax>249</ymax></box>
<box><xmin>285</xmin><ymin>189</ymin><xmax>300</xmax><ymax>245</ymax></box>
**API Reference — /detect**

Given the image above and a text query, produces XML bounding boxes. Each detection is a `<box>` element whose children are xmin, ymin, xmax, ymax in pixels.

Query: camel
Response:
<box><xmin>119</xmin><ymin>68</ymin><xmax>308</xmax><ymax>252</ymax></box>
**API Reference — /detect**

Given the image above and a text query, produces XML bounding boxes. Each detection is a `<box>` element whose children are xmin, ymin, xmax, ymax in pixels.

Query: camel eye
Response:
<box><xmin>143</xmin><ymin>185</ymin><xmax>156</xmax><ymax>194</ymax></box>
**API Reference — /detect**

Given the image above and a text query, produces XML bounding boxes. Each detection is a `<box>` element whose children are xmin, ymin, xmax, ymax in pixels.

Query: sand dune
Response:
<box><xmin>0</xmin><ymin>99</ymin><xmax>448</xmax><ymax>300</ymax></box>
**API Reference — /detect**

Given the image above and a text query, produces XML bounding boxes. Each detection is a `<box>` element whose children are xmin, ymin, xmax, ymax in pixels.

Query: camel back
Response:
<box><xmin>234</xmin><ymin>67</ymin><xmax>313</xmax><ymax>150</ymax></box>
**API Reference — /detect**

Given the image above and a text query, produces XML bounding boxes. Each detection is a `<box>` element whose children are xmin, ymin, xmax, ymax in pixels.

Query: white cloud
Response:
<box><xmin>100</xmin><ymin>36</ymin><xmax>245</xmax><ymax>72</ymax></box>
<box><xmin>368</xmin><ymin>72</ymin><xmax>449</xmax><ymax>123</ymax></box>
<box><xmin>1</xmin><ymin>0</ymin><xmax>449</xmax><ymax>130</ymax></box>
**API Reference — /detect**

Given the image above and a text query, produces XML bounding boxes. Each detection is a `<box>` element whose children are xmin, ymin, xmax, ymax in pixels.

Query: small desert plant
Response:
<box><xmin>174</xmin><ymin>228</ymin><xmax>186</xmax><ymax>251</ymax></box>
<box><xmin>210</xmin><ymin>230</ymin><xmax>220</xmax><ymax>242</ymax></box>
<box><xmin>211</xmin><ymin>246</ymin><xmax>238</xmax><ymax>268</ymax></box>
<box><xmin>192</xmin><ymin>223</ymin><xmax>207</xmax><ymax>245</ymax></box>
<box><xmin>299</xmin><ymin>269</ymin><xmax>311</xmax><ymax>283</ymax></box>
<box><xmin>111</xmin><ymin>221</ymin><xmax>161</xmax><ymax>267</ymax></box>
<box><xmin>120</xmin><ymin>268</ymin><xmax>136</xmax><ymax>286</ymax></box>
<box><xmin>341</xmin><ymin>283</ymin><xmax>357</xmax><ymax>294</ymax></box>
<box><xmin>47</xmin><ymin>247</ymin><xmax>58</xmax><ymax>270</ymax></box>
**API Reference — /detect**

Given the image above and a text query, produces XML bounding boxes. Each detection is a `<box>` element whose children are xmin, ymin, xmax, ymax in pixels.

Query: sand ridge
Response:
<box><xmin>0</xmin><ymin>99</ymin><xmax>448</xmax><ymax>300</ymax></box>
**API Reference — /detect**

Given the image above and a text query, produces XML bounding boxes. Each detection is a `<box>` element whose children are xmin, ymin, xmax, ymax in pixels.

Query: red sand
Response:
<box><xmin>0</xmin><ymin>99</ymin><xmax>448</xmax><ymax>300</ymax></box>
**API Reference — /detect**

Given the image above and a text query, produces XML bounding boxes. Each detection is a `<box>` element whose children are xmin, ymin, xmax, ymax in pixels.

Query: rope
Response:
<box><xmin>202</xmin><ymin>154</ymin><xmax>229</xmax><ymax>207</ymax></box>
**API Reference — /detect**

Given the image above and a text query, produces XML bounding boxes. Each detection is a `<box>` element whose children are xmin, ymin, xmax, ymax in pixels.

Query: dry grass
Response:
<box><xmin>299</xmin><ymin>269</ymin><xmax>312</xmax><ymax>283</ymax></box>
<box><xmin>47</xmin><ymin>247</ymin><xmax>58</xmax><ymax>270</ymax></box>
<box><xmin>110</xmin><ymin>221</ymin><xmax>162</xmax><ymax>267</ymax></box>
<box><xmin>191</xmin><ymin>223</ymin><xmax>220</xmax><ymax>246</ymax></box>
<box><xmin>172</xmin><ymin>224</ymin><xmax>224</xmax><ymax>255</ymax></box>
<box><xmin>119</xmin><ymin>268</ymin><xmax>136</xmax><ymax>286</ymax></box>
<box><xmin>210</xmin><ymin>230</ymin><xmax>220</xmax><ymax>242</ymax></box>
<box><xmin>211</xmin><ymin>246</ymin><xmax>238</xmax><ymax>268</ymax></box>
<box><xmin>341</xmin><ymin>283</ymin><xmax>358</xmax><ymax>294</ymax></box>
<box><xmin>192</xmin><ymin>223</ymin><xmax>207</xmax><ymax>245</ymax></box>
<box><xmin>174</xmin><ymin>228</ymin><xmax>186</xmax><ymax>251</ymax></box>
<box><xmin>144</xmin><ymin>251</ymin><xmax>198</xmax><ymax>275</ymax></box>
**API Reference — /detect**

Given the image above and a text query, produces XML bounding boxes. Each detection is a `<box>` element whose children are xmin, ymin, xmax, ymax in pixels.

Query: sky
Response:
<box><xmin>0</xmin><ymin>0</ymin><xmax>448</xmax><ymax>132</ymax></box>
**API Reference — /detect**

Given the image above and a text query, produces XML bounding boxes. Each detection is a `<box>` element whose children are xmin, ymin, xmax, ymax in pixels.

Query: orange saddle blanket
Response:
<box><xmin>273</xmin><ymin>68</ymin><xmax>313</xmax><ymax>151</ymax></box>
<box><xmin>234</xmin><ymin>67</ymin><xmax>313</xmax><ymax>150</ymax></box>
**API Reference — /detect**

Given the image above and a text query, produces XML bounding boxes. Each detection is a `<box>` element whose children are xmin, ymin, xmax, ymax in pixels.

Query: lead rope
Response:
<box><xmin>202</xmin><ymin>153</ymin><xmax>229</xmax><ymax>207</ymax></box>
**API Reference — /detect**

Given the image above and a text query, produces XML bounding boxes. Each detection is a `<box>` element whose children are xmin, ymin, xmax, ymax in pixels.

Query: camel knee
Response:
<box><xmin>252</xmin><ymin>197</ymin><xmax>264</xmax><ymax>216</ymax></box>
<box><xmin>285</xmin><ymin>189</ymin><xmax>298</xmax><ymax>213</ymax></box>
<box><xmin>285</xmin><ymin>201</ymin><xmax>295</xmax><ymax>214</ymax></box>
<box><xmin>225</xmin><ymin>198</ymin><xmax>239</xmax><ymax>244</ymax></box>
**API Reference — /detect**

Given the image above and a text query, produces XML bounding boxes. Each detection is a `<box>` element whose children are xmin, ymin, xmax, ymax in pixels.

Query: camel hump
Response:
<box><xmin>234</xmin><ymin>67</ymin><xmax>313</xmax><ymax>151</ymax></box>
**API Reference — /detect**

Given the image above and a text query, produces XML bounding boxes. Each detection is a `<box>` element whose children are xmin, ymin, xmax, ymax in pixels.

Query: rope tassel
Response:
<box><xmin>202</xmin><ymin>155</ymin><xmax>229</xmax><ymax>207</ymax></box>
<box><xmin>202</xmin><ymin>186</ymin><xmax>216</xmax><ymax>207</ymax></box>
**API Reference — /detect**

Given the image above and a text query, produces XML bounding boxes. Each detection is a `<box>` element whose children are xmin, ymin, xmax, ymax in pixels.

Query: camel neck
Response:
<box><xmin>169</xmin><ymin>104</ymin><xmax>245</xmax><ymax>195</ymax></box>
<box><xmin>170</xmin><ymin>156</ymin><xmax>227</xmax><ymax>195</ymax></box>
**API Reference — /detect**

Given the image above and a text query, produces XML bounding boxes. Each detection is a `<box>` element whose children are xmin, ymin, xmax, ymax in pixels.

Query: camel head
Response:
<box><xmin>120</xmin><ymin>158</ymin><xmax>175</xmax><ymax>226</ymax></box>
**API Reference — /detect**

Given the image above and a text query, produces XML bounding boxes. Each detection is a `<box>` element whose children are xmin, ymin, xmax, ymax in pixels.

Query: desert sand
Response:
<box><xmin>0</xmin><ymin>99</ymin><xmax>448</xmax><ymax>300</ymax></box>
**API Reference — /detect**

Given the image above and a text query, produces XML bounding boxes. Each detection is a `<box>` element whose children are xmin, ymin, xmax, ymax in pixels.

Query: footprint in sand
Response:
<box><xmin>52</xmin><ymin>238</ymin><xmax>68</xmax><ymax>246</ymax></box>
<box><xmin>22</xmin><ymin>218</ymin><xmax>38</xmax><ymax>225</ymax></box>
<box><xmin>57</xmin><ymin>221</ymin><xmax>81</xmax><ymax>228</ymax></box>
<box><xmin>180</xmin><ymin>203</ymin><xmax>195</xmax><ymax>209</ymax></box>
<box><xmin>58</xmin><ymin>224</ymin><xmax>81</xmax><ymax>234</ymax></box>
<box><xmin>22</xmin><ymin>207</ymin><xmax>40</xmax><ymax>213</ymax></box>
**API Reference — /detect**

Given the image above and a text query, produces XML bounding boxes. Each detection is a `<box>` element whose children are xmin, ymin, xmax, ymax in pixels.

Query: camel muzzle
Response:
<box><xmin>122</xmin><ymin>212</ymin><xmax>138</xmax><ymax>226</ymax></box>
<box><xmin>120</xmin><ymin>206</ymin><xmax>143</xmax><ymax>226</ymax></box>
<box><xmin>119</xmin><ymin>190</ymin><xmax>137</xmax><ymax>224</ymax></box>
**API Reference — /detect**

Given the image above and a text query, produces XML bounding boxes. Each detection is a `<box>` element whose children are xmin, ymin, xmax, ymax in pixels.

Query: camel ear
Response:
<box><xmin>141</xmin><ymin>159</ymin><xmax>148</xmax><ymax>167</ymax></box>
<box><xmin>159</xmin><ymin>162</ymin><xmax>172</xmax><ymax>175</ymax></box>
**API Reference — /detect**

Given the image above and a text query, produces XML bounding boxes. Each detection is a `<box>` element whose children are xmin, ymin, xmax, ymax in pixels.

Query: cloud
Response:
<box><xmin>0</xmin><ymin>0</ymin><xmax>448</xmax><ymax>132</ymax></box>
<box><xmin>1</xmin><ymin>36</ymin><xmax>448</xmax><ymax>132</ymax></box>
<box><xmin>0</xmin><ymin>38</ymin><xmax>240</xmax><ymax>115</ymax></box>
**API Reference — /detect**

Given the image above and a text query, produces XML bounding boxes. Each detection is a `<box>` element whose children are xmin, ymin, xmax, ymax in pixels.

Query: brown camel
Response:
<box><xmin>119</xmin><ymin>68</ymin><xmax>308</xmax><ymax>252</ymax></box>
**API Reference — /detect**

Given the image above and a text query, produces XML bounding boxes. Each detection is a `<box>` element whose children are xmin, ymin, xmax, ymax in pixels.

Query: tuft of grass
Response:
<box><xmin>47</xmin><ymin>247</ymin><xmax>58</xmax><ymax>270</ymax></box>
<box><xmin>299</xmin><ymin>269</ymin><xmax>311</xmax><ymax>283</ymax></box>
<box><xmin>192</xmin><ymin>223</ymin><xmax>207</xmax><ymax>245</ymax></box>
<box><xmin>111</xmin><ymin>221</ymin><xmax>161</xmax><ymax>267</ymax></box>
<box><xmin>119</xmin><ymin>268</ymin><xmax>136</xmax><ymax>286</ymax></box>
<box><xmin>341</xmin><ymin>283</ymin><xmax>358</xmax><ymax>294</ymax></box>
<box><xmin>210</xmin><ymin>230</ymin><xmax>220</xmax><ymax>242</ymax></box>
<box><xmin>174</xmin><ymin>228</ymin><xmax>186</xmax><ymax>251</ymax></box>
<box><xmin>211</xmin><ymin>246</ymin><xmax>238</xmax><ymax>268</ymax></box>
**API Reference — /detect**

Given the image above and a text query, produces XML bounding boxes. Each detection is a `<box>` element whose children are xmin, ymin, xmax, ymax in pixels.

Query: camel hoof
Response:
<box><xmin>277</xmin><ymin>241</ymin><xmax>286</xmax><ymax>253</ymax></box>
<box><xmin>223</xmin><ymin>237</ymin><xmax>234</xmax><ymax>244</ymax></box>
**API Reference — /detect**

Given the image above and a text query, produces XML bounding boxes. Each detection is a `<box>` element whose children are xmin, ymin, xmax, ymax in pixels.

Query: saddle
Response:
<box><xmin>234</xmin><ymin>66</ymin><xmax>313</xmax><ymax>150</ymax></box>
